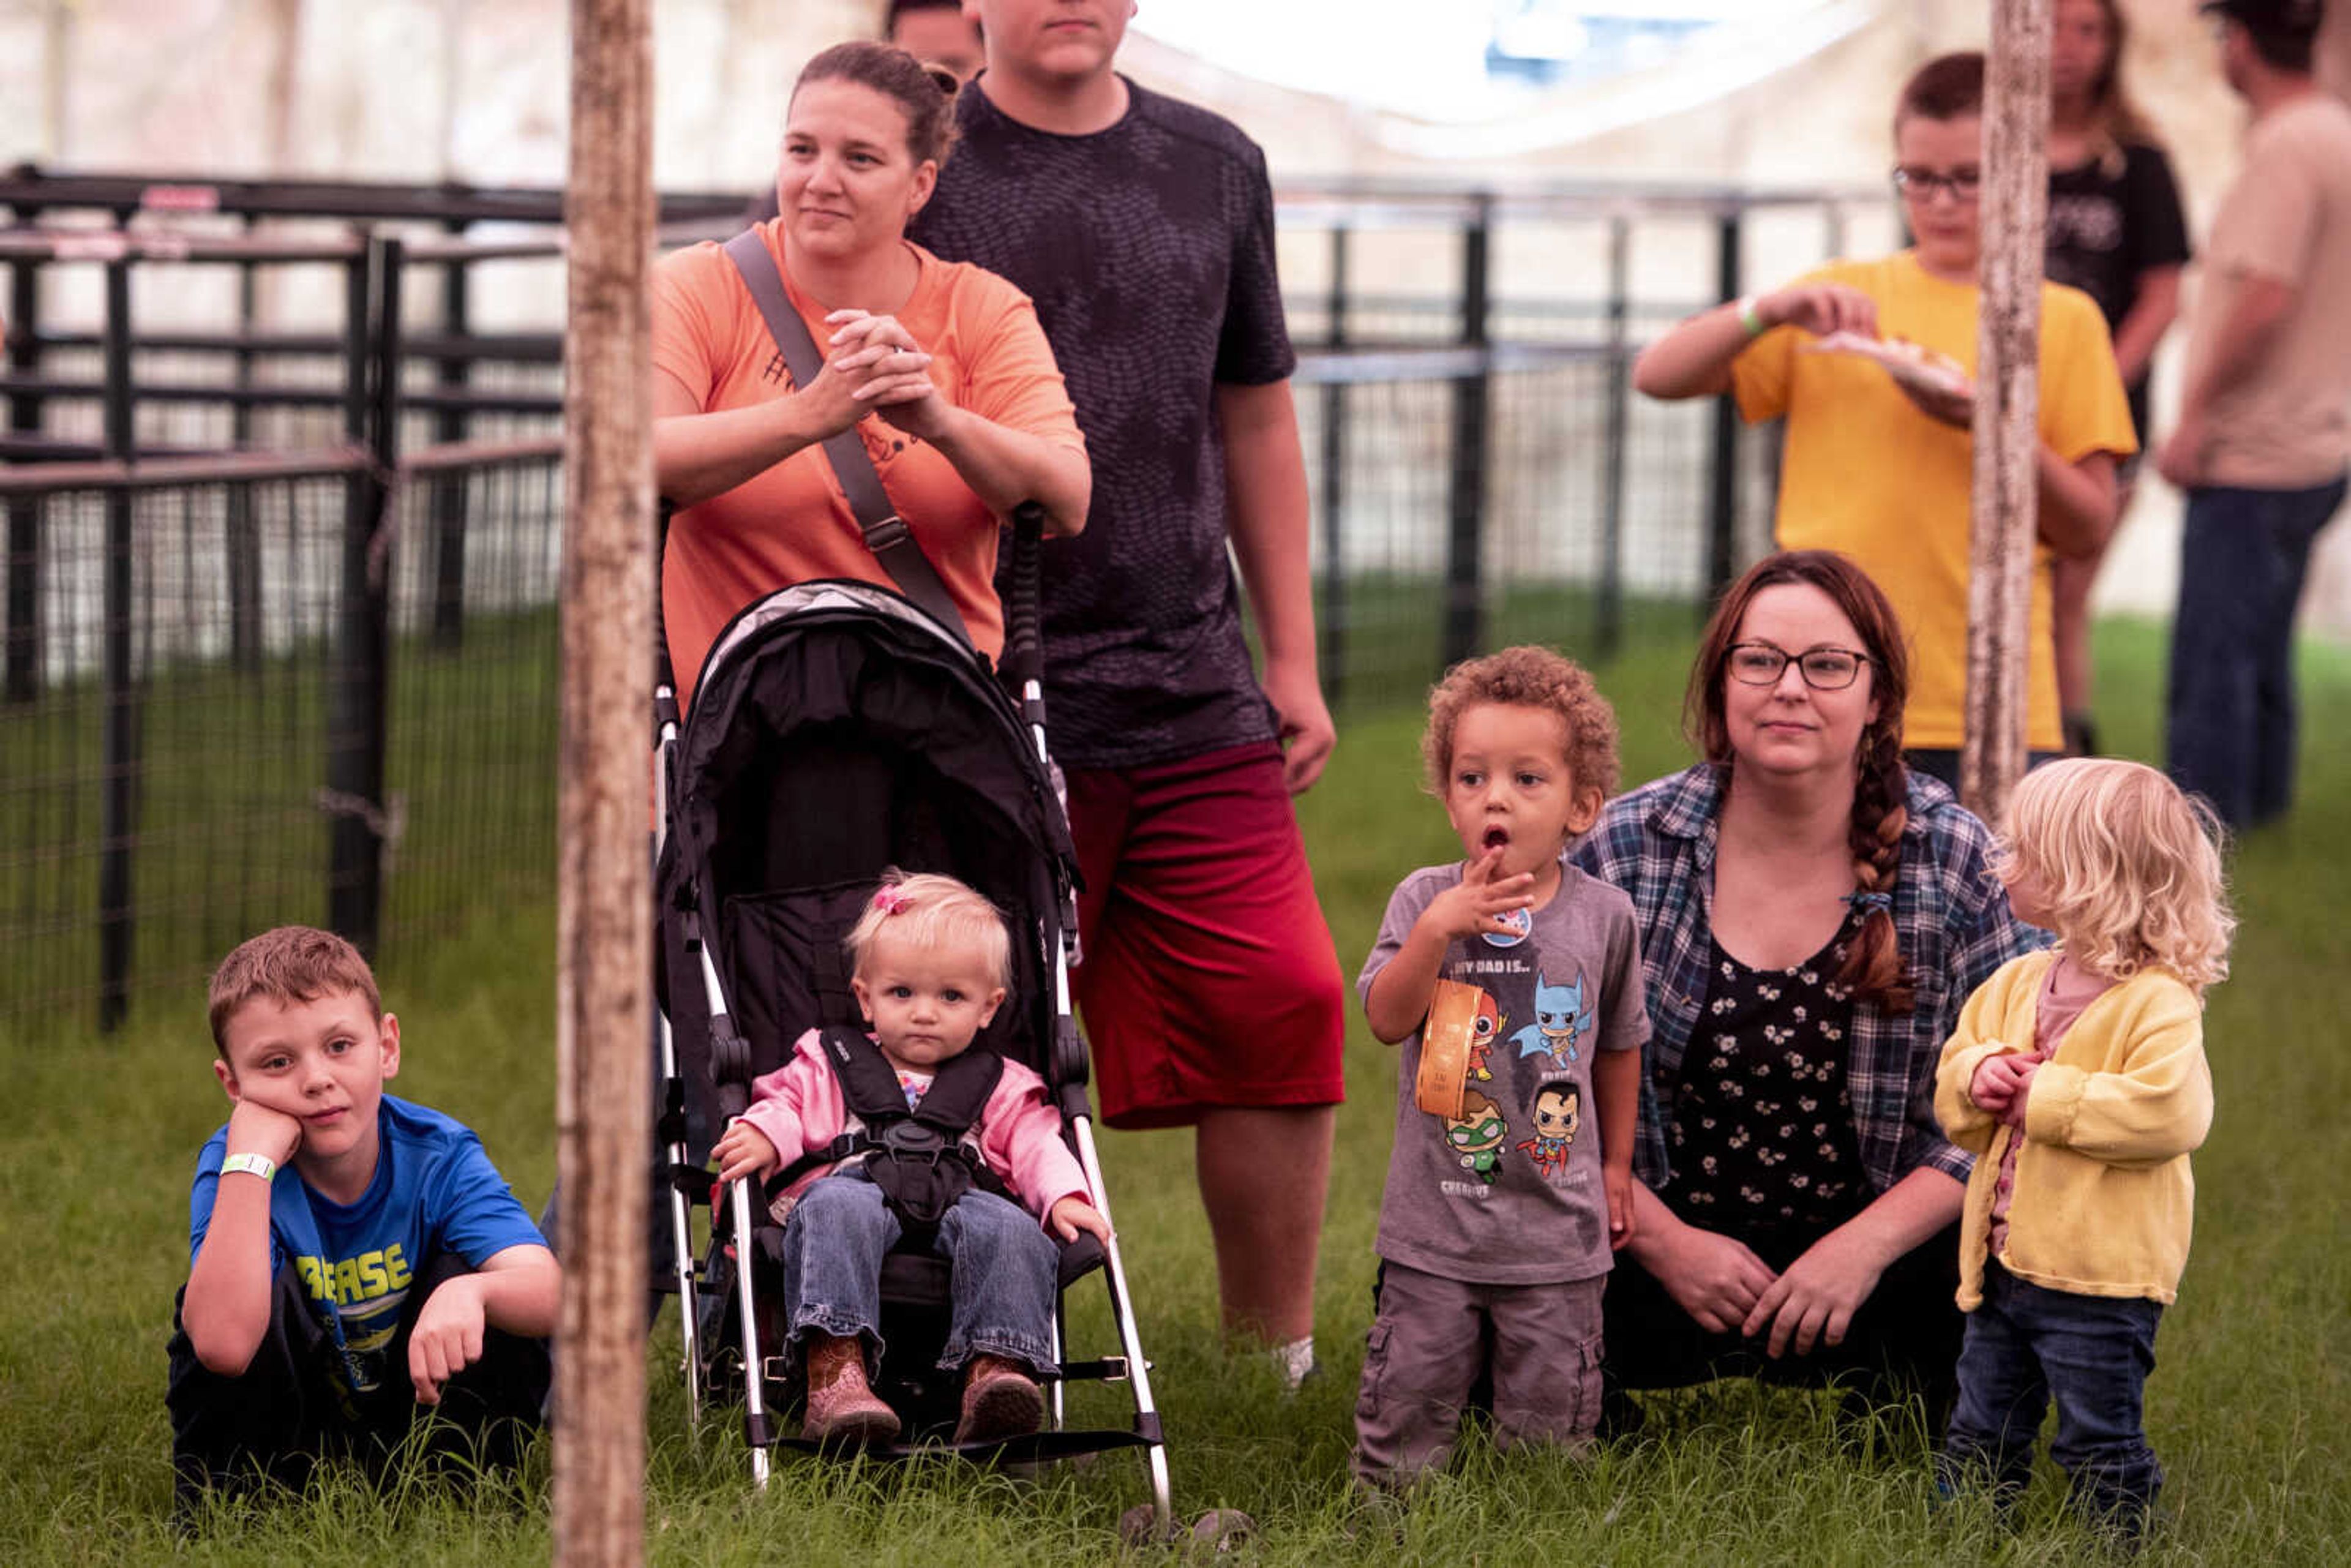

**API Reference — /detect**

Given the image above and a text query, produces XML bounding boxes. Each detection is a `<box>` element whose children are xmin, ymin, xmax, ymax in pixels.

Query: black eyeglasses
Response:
<box><xmin>1727</xmin><ymin>642</ymin><xmax>1873</xmax><ymax>691</ymax></box>
<box><xmin>1892</xmin><ymin>165</ymin><xmax>1982</xmax><ymax>203</ymax></box>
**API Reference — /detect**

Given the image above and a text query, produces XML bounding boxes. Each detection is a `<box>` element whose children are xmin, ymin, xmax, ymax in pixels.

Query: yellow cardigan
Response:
<box><xmin>1934</xmin><ymin>951</ymin><xmax>2213</xmax><ymax>1308</ymax></box>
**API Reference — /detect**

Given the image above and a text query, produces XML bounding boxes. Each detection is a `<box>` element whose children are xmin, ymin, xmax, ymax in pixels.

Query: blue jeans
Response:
<box><xmin>2169</xmin><ymin>476</ymin><xmax>2349</xmax><ymax>829</ymax></box>
<box><xmin>779</xmin><ymin>1170</ymin><xmax>1059</xmax><ymax>1375</ymax></box>
<box><xmin>1940</xmin><ymin>1261</ymin><xmax>2165</xmax><ymax>1534</ymax></box>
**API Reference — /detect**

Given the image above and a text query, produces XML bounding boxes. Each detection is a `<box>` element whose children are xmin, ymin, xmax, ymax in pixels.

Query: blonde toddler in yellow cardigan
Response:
<box><xmin>1932</xmin><ymin>759</ymin><xmax>2231</xmax><ymax>1543</ymax></box>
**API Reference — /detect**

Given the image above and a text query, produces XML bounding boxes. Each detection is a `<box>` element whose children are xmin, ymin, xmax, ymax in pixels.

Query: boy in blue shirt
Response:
<box><xmin>167</xmin><ymin>926</ymin><xmax>558</xmax><ymax>1508</ymax></box>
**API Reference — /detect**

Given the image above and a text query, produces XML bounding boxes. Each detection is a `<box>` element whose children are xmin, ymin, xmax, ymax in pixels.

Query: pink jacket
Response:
<box><xmin>739</xmin><ymin>1029</ymin><xmax>1089</xmax><ymax>1229</ymax></box>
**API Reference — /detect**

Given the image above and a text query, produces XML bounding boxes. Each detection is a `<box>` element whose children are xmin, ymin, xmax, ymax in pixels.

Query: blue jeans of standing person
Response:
<box><xmin>1940</xmin><ymin>1261</ymin><xmax>2165</xmax><ymax>1537</ymax></box>
<box><xmin>780</xmin><ymin>1169</ymin><xmax>1060</xmax><ymax>1375</ymax></box>
<box><xmin>2169</xmin><ymin>476</ymin><xmax>2349</xmax><ymax>829</ymax></box>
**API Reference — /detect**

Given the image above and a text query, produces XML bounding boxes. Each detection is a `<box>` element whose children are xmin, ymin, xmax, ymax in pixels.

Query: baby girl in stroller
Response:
<box><xmin>713</xmin><ymin>870</ymin><xmax>1114</xmax><ymax>1447</ymax></box>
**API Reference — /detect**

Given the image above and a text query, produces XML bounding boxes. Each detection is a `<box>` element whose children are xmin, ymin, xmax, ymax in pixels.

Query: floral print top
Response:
<box><xmin>1665</xmin><ymin>927</ymin><xmax>1868</xmax><ymax>1236</ymax></box>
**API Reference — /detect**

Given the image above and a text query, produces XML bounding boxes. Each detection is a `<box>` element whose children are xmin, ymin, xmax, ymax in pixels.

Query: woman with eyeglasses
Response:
<box><xmin>1632</xmin><ymin>53</ymin><xmax>2137</xmax><ymax>790</ymax></box>
<box><xmin>1572</xmin><ymin>550</ymin><xmax>2042</xmax><ymax>1435</ymax></box>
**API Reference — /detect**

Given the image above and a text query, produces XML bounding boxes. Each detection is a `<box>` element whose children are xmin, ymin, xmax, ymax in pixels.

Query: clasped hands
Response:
<box><xmin>1969</xmin><ymin>1051</ymin><xmax>2039</xmax><ymax>1129</ymax></box>
<box><xmin>1649</xmin><ymin>1212</ymin><xmax>1895</xmax><ymax>1360</ymax></box>
<box><xmin>795</xmin><ymin>308</ymin><xmax>950</xmax><ymax>443</ymax></box>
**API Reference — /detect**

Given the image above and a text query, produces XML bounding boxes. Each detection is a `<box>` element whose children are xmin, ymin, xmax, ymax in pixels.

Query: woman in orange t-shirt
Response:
<box><xmin>652</xmin><ymin>42</ymin><xmax>1089</xmax><ymax>697</ymax></box>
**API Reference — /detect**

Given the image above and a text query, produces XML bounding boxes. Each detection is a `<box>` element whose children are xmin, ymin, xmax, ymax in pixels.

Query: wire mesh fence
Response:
<box><xmin>1</xmin><ymin>172</ymin><xmax>1881</xmax><ymax>1030</ymax></box>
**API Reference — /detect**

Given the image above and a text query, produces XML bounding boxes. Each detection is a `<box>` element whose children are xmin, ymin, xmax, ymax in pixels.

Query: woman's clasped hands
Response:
<box><xmin>793</xmin><ymin>307</ymin><xmax>950</xmax><ymax>444</ymax></box>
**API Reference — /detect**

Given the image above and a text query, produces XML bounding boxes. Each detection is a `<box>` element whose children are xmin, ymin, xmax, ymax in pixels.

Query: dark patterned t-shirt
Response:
<box><xmin>2045</xmin><ymin>140</ymin><xmax>2189</xmax><ymax>429</ymax></box>
<box><xmin>911</xmin><ymin>78</ymin><xmax>1296</xmax><ymax>769</ymax></box>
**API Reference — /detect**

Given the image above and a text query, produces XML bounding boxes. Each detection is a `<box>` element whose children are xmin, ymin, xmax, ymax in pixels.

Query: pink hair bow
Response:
<box><xmin>871</xmin><ymin>884</ymin><xmax>912</xmax><ymax>917</ymax></box>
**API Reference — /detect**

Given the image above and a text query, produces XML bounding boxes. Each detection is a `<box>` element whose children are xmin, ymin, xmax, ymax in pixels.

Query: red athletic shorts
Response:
<box><xmin>1065</xmin><ymin>740</ymin><xmax>1347</xmax><ymax>1129</ymax></box>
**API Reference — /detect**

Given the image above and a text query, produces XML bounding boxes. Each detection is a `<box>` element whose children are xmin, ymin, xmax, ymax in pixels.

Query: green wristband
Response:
<box><xmin>220</xmin><ymin>1151</ymin><xmax>277</xmax><ymax>1184</ymax></box>
<box><xmin>1736</xmin><ymin>296</ymin><xmax>1768</xmax><ymax>339</ymax></box>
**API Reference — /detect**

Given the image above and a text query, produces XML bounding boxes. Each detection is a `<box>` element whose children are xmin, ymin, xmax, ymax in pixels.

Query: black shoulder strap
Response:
<box><xmin>816</xmin><ymin>1025</ymin><xmax>915</xmax><ymax>1119</ymax></box>
<box><xmin>719</xmin><ymin>230</ymin><xmax>974</xmax><ymax>649</ymax></box>
<box><xmin>911</xmin><ymin>1049</ymin><xmax>1005</xmax><ymax>1136</ymax></box>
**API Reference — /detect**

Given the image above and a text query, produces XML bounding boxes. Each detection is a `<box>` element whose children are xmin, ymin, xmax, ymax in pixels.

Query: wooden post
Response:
<box><xmin>1960</xmin><ymin>0</ymin><xmax>2051</xmax><ymax>825</ymax></box>
<box><xmin>553</xmin><ymin>0</ymin><xmax>655</xmax><ymax>1563</ymax></box>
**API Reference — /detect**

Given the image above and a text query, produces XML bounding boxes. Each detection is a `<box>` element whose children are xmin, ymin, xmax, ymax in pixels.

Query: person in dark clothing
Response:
<box><xmin>1570</xmin><ymin>553</ymin><xmax>2044</xmax><ymax>1434</ymax></box>
<box><xmin>909</xmin><ymin>0</ymin><xmax>1346</xmax><ymax>1389</ymax></box>
<box><xmin>2044</xmin><ymin>0</ymin><xmax>2191</xmax><ymax>757</ymax></box>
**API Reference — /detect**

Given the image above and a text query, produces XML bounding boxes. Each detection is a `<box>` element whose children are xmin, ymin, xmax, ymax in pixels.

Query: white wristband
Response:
<box><xmin>219</xmin><ymin>1152</ymin><xmax>277</xmax><ymax>1184</ymax></box>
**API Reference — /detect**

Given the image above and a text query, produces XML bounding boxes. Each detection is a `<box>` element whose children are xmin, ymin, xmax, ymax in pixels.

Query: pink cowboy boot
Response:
<box><xmin>953</xmin><ymin>1353</ymin><xmax>1044</xmax><ymax>1445</ymax></box>
<box><xmin>800</xmin><ymin>1332</ymin><xmax>900</xmax><ymax>1447</ymax></box>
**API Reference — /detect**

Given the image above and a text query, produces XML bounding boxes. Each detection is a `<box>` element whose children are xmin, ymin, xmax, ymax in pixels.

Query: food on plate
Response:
<box><xmin>1804</xmin><ymin>331</ymin><xmax>1973</xmax><ymax>399</ymax></box>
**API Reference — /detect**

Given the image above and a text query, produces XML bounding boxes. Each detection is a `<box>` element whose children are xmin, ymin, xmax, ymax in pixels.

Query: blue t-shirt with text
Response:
<box><xmin>187</xmin><ymin>1093</ymin><xmax>543</xmax><ymax>1395</ymax></box>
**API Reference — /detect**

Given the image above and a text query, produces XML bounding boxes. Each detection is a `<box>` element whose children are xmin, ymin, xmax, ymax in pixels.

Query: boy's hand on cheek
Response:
<box><xmin>225</xmin><ymin>1099</ymin><xmax>304</xmax><ymax>1167</ymax></box>
<box><xmin>409</xmin><ymin>1275</ymin><xmax>488</xmax><ymax>1406</ymax></box>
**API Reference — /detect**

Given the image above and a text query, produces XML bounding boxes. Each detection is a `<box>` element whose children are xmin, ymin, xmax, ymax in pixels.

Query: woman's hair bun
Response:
<box><xmin>921</xmin><ymin>63</ymin><xmax>962</xmax><ymax>99</ymax></box>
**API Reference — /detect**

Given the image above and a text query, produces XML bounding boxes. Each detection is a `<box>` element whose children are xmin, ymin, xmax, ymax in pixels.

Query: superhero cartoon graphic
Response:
<box><xmin>1466</xmin><ymin>988</ymin><xmax>1501</xmax><ymax>1082</ymax></box>
<box><xmin>1514</xmin><ymin>1082</ymin><xmax>1581</xmax><ymax>1181</ymax></box>
<box><xmin>1510</xmin><ymin>969</ymin><xmax>1596</xmax><ymax>1067</ymax></box>
<box><xmin>1441</xmin><ymin>1089</ymin><xmax>1507</xmax><ymax>1187</ymax></box>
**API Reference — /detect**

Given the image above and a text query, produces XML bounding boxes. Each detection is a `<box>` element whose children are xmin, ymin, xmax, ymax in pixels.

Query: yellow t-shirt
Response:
<box><xmin>1731</xmin><ymin>252</ymin><xmax>2137</xmax><ymax>752</ymax></box>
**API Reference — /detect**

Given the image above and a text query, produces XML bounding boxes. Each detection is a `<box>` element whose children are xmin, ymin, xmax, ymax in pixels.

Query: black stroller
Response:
<box><xmin>647</xmin><ymin>505</ymin><xmax>1171</xmax><ymax>1527</ymax></box>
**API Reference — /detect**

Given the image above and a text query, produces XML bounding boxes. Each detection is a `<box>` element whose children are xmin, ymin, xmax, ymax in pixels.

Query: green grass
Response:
<box><xmin>4</xmin><ymin>613</ymin><xmax>2348</xmax><ymax>1564</ymax></box>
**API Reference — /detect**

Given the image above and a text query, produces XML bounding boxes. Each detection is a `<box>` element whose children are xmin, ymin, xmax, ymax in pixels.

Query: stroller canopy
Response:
<box><xmin>662</xmin><ymin>581</ymin><xmax>1077</xmax><ymax>1121</ymax></box>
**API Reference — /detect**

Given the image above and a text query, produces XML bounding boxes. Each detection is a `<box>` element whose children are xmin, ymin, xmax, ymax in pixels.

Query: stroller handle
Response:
<box><xmin>1001</xmin><ymin>501</ymin><xmax>1048</xmax><ymax>688</ymax></box>
<box><xmin>653</xmin><ymin>501</ymin><xmax>681</xmax><ymax>736</ymax></box>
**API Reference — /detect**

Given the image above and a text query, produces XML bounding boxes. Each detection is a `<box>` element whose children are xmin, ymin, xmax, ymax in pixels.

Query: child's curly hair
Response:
<box><xmin>1998</xmin><ymin>759</ymin><xmax>2235</xmax><ymax>996</ymax></box>
<box><xmin>1422</xmin><ymin>645</ymin><xmax>1620</xmax><ymax>804</ymax></box>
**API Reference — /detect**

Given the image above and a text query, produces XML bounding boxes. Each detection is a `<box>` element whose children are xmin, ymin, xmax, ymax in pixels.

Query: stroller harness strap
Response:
<box><xmin>780</xmin><ymin>1026</ymin><xmax>1011</xmax><ymax>1229</ymax></box>
<box><xmin>719</xmin><ymin>230</ymin><xmax>976</xmax><ymax>651</ymax></box>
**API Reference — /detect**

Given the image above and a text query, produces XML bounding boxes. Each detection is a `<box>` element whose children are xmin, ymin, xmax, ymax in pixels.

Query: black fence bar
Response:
<box><xmin>98</xmin><ymin>255</ymin><xmax>139</xmax><ymax>1032</ymax></box>
<box><xmin>1442</xmin><ymin>195</ymin><xmax>1491</xmax><ymax>670</ymax></box>
<box><xmin>1706</xmin><ymin>209</ymin><xmax>1743</xmax><ymax>613</ymax></box>
<box><xmin>227</xmin><ymin>234</ymin><xmax>263</xmax><ymax>671</ymax></box>
<box><xmin>0</xmin><ymin>163</ymin><xmax>749</xmax><ymax>228</ymax></box>
<box><xmin>5</xmin><ymin>241</ymin><xmax>40</xmax><ymax>704</ymax></box>
<box><xmin>431</xmin><ymin>222</ymin><xmax>471</xmax><ymax>647</ymax></box>
<box><xmin>1318</xmin><ymin>223</ymin><xmax>1349</xmax><ymax>705</ymax></box>
<box><xmin>326</xmin><ymin>239</ymin><xmax>396</xmax><ymax>956</ymax></box>
<box><xmin>1598</xmin><ymin>215</ymin><xmax>1630</xmax><ymax>662</ymax></box>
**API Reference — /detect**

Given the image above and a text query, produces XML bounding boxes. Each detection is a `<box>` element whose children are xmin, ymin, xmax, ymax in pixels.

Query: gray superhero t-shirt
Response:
<box><xmin>1359</xmin><ymin>860</ymin><xmax>1650</xmax><ymax>1285</ymax></box>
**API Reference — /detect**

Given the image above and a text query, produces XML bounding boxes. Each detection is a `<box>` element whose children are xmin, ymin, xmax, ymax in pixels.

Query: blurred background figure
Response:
<box><xmin>888</xmin><ymin>0</ymin><xmax>987</xmax><ymax>84</ymax></box>
<box><xmin>2158</xmin><ymin>0</ymin><xmax>2351</xmax><ymax>830</ymax></box>
<box><xmin>2043</xmin><ymin>0</ymin><xmax>2190</xmax><ymax>759</ymax></box>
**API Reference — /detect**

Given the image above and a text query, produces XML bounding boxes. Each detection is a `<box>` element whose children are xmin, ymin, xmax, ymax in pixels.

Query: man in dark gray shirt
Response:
<box><xmin>910</xmin><ymin>0</ymin><xmax>1343</xmax><ymax>1386</ymax></box>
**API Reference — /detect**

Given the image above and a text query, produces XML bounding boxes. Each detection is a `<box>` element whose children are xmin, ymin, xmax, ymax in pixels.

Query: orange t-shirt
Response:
<box><xmin>651</xmin><ymin>224</ymin><xmax>1085</xmax><ymax>697</ymax></box>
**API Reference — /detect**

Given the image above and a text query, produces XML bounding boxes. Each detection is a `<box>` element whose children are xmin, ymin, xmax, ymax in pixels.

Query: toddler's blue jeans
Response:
<box><xmin>1940</xmin><ymin>1260</ymin><xmax>2164</xmax><ymax>1537</ymax></box>
<box><xmin>780</xmin><ymin>1169</ymin><xmax>1059</xmax><ymax>1376</ymax></box>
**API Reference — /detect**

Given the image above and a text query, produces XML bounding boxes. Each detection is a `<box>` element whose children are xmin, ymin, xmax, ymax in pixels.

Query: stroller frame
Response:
<box><xmin>650</xmin><ymin>507</ymin><xmax>1171</xmax><ymax>1531</ymax></box>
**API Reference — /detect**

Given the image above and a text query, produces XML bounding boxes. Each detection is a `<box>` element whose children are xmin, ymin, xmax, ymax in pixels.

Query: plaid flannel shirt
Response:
<box><xmin>1570</xmin><ymin>763</ymin><xmax>2045</xmax><ymax>1196</ymax></box>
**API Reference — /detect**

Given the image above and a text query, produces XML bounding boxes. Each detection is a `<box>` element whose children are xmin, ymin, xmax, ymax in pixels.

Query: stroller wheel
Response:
<box><xmin>1188</xmin><ymin>1510</ymin><xmax>1259</xmax><ymax>1554</ymax></box>
<box><xmin>1118</xmin><ymin>1506</ymin><xmax>1257</xmax><ymax>1554</ymax></box>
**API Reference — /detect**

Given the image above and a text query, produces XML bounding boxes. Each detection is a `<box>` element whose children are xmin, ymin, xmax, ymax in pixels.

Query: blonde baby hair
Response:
<box><xmin>842</xmin><ymin>868</ymin><xmax>1013</xmax><ymax>991</ymax></box>
<box><xmin>1998</xmin><ymin>759</ymin><xmax>2235</xmax><ymax>994</ymax></box>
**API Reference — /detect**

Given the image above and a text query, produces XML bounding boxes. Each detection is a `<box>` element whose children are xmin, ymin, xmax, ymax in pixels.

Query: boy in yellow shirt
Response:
<box><xmin>1633</xmin><ymin>51</ymin><xmax>2137</xmax><ymax>786</ymax></box>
